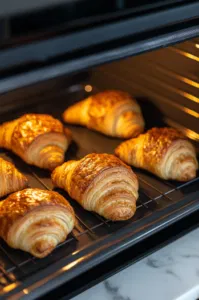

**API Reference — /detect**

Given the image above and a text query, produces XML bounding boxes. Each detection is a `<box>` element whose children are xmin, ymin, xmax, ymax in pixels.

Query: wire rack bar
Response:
<box><xmin>0</xmin><ymin>152</ymin><xmax>198</xmax><ymax>291</ymax></box>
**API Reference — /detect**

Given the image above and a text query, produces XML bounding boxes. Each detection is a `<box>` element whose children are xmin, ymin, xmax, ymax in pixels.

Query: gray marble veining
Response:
<box><xmin>73</xmin><ymin>227</ymin><xmax>199</xmax><ymax>300</ymax></box>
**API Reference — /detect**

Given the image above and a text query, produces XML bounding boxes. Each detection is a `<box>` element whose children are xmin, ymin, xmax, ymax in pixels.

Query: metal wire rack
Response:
<box><xmin>0</xmin><ymin>147</ymin><xmax>198</xmax><ymax>296</ymax></box>
<box><xmin>0</xmin><ymin>91</ymin><xmax>198</xmax><ymax>298</ymax></box>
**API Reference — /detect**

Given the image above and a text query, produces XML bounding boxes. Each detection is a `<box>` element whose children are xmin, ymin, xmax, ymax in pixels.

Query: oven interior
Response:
<box><xmin>0</xmin><ymin>39</ymin><xmax>198</xmax><ymax>299</ymax></box>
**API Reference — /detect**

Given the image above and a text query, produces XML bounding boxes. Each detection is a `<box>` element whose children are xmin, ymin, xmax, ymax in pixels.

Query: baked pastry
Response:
<box><xmin>52</xmin><ymin>153</ymin><xmax>138</xmax><ymax>221</ymax></box>
<box><xmin>0</xmin><ymin>157</ymin><xmax>28</xmax><ymax>198</ymax></box>
<box><xmin>62</xmin><ymin>90</ymin><xmax>144</xmax><ymax>138</ymax></box>
<box><xmin>115</xmin><ymin>127</ymin><xmax>198</xmax><ymax>181</ymax></box>
<box><xmin>0</xmin><ymin>188</ymin><xmax>75</xmax><ymax>258</ymax></box>
<box><xmin>0</xmin><ymin>114</ymin><xmax>72</xmax><ymax>170</ymax></box>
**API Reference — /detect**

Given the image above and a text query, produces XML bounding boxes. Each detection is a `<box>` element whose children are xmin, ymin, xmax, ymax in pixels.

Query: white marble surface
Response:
<box><xmin>73</xmin><ymin>227</ymin><xmax>199</xmax><ymax>300</ymax></box>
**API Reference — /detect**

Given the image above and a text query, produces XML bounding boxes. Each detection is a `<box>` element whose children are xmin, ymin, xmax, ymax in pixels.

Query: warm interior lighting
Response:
<box><xmin>182</xmin><ymin>92</ymin><xmax>199</xmax><ymax>104</ymax></box>
<box><xmin>84</xmin><ymin>85</ymin><xmax>92</xmax><ymax>92</ymax></box>
<box><xmin>183</xmin><ymin>128</ymin><xmax>199</xmax><ymax>141</ymax></box>
<box><xmin>61</xmin><ymin>257</ymin><xmax>85</xmax><ymax>272</ymax></box>
<box><xmin>183</xmin><ymin>107</ymin><xmax>199</xmax><ymax>118</ymax></box>
<box><xmin>3</xmin><ymin>283</ymin><xmax>18</xmax><ymax>293</ymax></box>
<box><xmin>170</xmin><ymin>48</ymin><xmax>199</xmax><ymax>62</ymax></box>
<box><xmin>181</xmin><ymin>77</ymin><xmax>199</xmax><ymax>89</ymax></box>
<box><xmin>164</xmin><ymin>118</ymin><xmax>199</xmax><ymax>142</ymax></box>
<box><xmin>23</xmin><ymin>289</ymin><xmax>29</xmax><ymax>295</ymax></box>
<box><xmin>195</xmin><ymin>44</ymin><xmax>199</xmax><ymax>49</ymax></box>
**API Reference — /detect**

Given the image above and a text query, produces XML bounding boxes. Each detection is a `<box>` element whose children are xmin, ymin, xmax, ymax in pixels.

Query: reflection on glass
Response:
<box><xmin>85</xmin><ymin>85</ymin><xmax>93</xmax><ymax>92</ymax></box>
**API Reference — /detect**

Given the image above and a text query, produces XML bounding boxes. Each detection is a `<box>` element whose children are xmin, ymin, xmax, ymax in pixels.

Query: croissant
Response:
<box><xmin>115</xmin><ymin>127</ymin><xmax>198</xmax><ymax>181</ymax></box>
<box><xmin>0</xmin><ymin>188</ymin><xmax>75</xmax><ymax>258</ymax></box>
<box><xmin>52</xmin><ymin>153</ymin><xmax>139</xmax><ymax>221</ymax></box>
<box><xmin>0</xmin><ymin>114</ymin><xmax>72</xmax><ymax>170</ymax></box>
<box><xmin>62</xmin><ymin>90</ymin><xmax>145</xmax><ymax>139</ymax></box>
<box><xmin>0</xmin><ymin>157</ymin><xmax>28</xmax><ymax>198</ymax></box>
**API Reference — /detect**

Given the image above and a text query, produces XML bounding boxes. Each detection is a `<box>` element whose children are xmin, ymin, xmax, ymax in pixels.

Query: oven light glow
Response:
<box><xmin>61</xmin><ymin>257</ymin><xmax>85</xmax><ymax>271</ymax></box>
<box><xmin>3</xmin><ymin>283</ymin><xmax>18</xmax><ymax>293</ymax></box>
<box><xmin>183</xmin><ymin>128</ymin><xmax>199</xmax><ymax>141</ymax></box>
<box><xmin>182</xmin><ymin>92</ymin><xmax>199</xmax><ymax>104</ymax></box>
<box><xmin>171</xmin><ymin>48</ymin><xmax>199</xmax><ymax>62</ymax></box>
<box><xmin>23</xmin><ymin>289</ymin><xmax>29</xmax><ymax>295</ymax></box>
<box><xmin>181</xmin><ymin>78</ymin><xmax>199</xmax><ymax>89</ymax></box>
<box><xmin>85</xmin><ymin>85</ymin><xmax>92</xmax><ymax>92</ymax></box>
<box><xmin>183</xmin><ymin>107</ymin><xmax>199</xmax><ymax>118</ymax></box>
<box><xmin>195</xmin><ymin>44</ymin><xmax>199</xmax><ymax>49</ymax></box>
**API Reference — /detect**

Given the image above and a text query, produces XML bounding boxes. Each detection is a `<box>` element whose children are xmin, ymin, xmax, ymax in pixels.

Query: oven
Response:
<box><xmin>0</xmin><ymin>1</ymin><xmax>198</xmax><ymax>299</ymax></box>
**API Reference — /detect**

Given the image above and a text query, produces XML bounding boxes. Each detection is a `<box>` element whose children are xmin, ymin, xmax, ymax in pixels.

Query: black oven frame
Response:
<box><xmin>0</xmin><ymin>1</ymin><xmax>198</xmax><ymax>298</ymax></box>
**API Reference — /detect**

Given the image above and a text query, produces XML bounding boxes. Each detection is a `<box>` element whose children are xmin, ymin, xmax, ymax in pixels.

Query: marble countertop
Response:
<box><xmin>73</xmin><ymin>227</ymin><xmax>199</xmax><ymax>300</ymax></box>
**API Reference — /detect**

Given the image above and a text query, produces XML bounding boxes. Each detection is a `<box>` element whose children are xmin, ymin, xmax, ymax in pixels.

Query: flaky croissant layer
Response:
<box><xmin>0</xmin><ymin>114</ymin><xmax>72</xmax><ymax>170</ymax></box>
<box><xmin>52</xmin><ymin>153</ymin><xmax>139</xmax><ymax>221</ymax></box>
<box><xmin>0</xmin><ymin>189</ymin><xmax>75</xmax><ymax>258</ymax></box>
<box><xmin>0</xmin><ymin>158</ymin><xmax>28</xmax><ymax>198</ymax></box>
<box><xmin>115</xmin><ymin>127</ymin><xmax>198</xmax><ymax>181</ymax></box>
<box><xmin>63</xmin><ymin>90</ymin><xmax>145</xmax><ymax>138</ymax></box>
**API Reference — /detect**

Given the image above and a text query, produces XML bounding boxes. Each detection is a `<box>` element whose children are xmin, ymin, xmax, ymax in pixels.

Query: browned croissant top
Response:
<box><xmin>63</xmin><ymin>90</ymin><xmax>145</xmax><ymax>138</ymax></box>
<box><xmin>140</xmin><ymin>127</ymin><xmax>186</xmax><ymax>167</ymax></box>
<box><xmin>69</xmin><ymin>153</ymin><xmax>134</xmax><ymax>196</ymax></box>
<box><xmin>88</xmin><ymin>90</ymin><xmax>140</xmax><ymax>116</ymax></box>
<box><xmin>0</xmin><ymin>114</ymin><xmax>72</xmax><ymax>170</ymax></box>
<box><xmin>0</xmin><ymin>188</ymin><xmax>75</xmax><ymax>258</ymax></box>
<box><xmin>0</xmin><ymin>188</ymin><xmax>74</xmax><ymax>241</ymax></box>
<box><xmin>52</xmin><ymin>153</ymin><xmax>139</xmax><ymax>221</ymax></box>
<box><xmin>0</xmin><ymin>157</ymin><xmax>28</xmax><ymax>198</ymax></box>
<box><xmin>11</xmin><ymin>114</ymin><xmax>65</xmax><ymax>151</ymax></box>
<box><xmin>115</xmin><ymin>127</ymin><xmax>198</xmax><ymax>181</ymax></box>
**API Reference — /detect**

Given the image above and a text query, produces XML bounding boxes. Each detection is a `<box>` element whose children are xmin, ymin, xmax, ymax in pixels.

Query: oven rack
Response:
<box><xmin>0</xmin><ymin>92</ymin><xmax>198</xmax><ymax>299</ymax></box>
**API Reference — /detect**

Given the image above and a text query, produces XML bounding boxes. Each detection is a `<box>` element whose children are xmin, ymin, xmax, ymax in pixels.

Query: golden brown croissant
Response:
<box><xmin>63</xmin><ymin>90</ymin><xmax>145</xmax><ymax>139</ymax></box>
<box><xmin>115</xmin><ymin>127</ymin><xmax>198</xmax><ymax>181</ymax></box>
<box><xmin>0</xmin><ymin>114</ymin><xmax>72</xmax><ymax>170</ymax></box>
<box><xmin>52</xmin><ymin>153</ymin><xmax>139</xmax><ymax>221</ymax></box>
<box><xmin>0</xmin><ymin>188</ymin><xmax>75</xmax><ymax>258</ymax></box>
<box><xmin>0</xmin><ymin>157</ymin><xmax>28</xmax><ymax>198</ymax></box>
